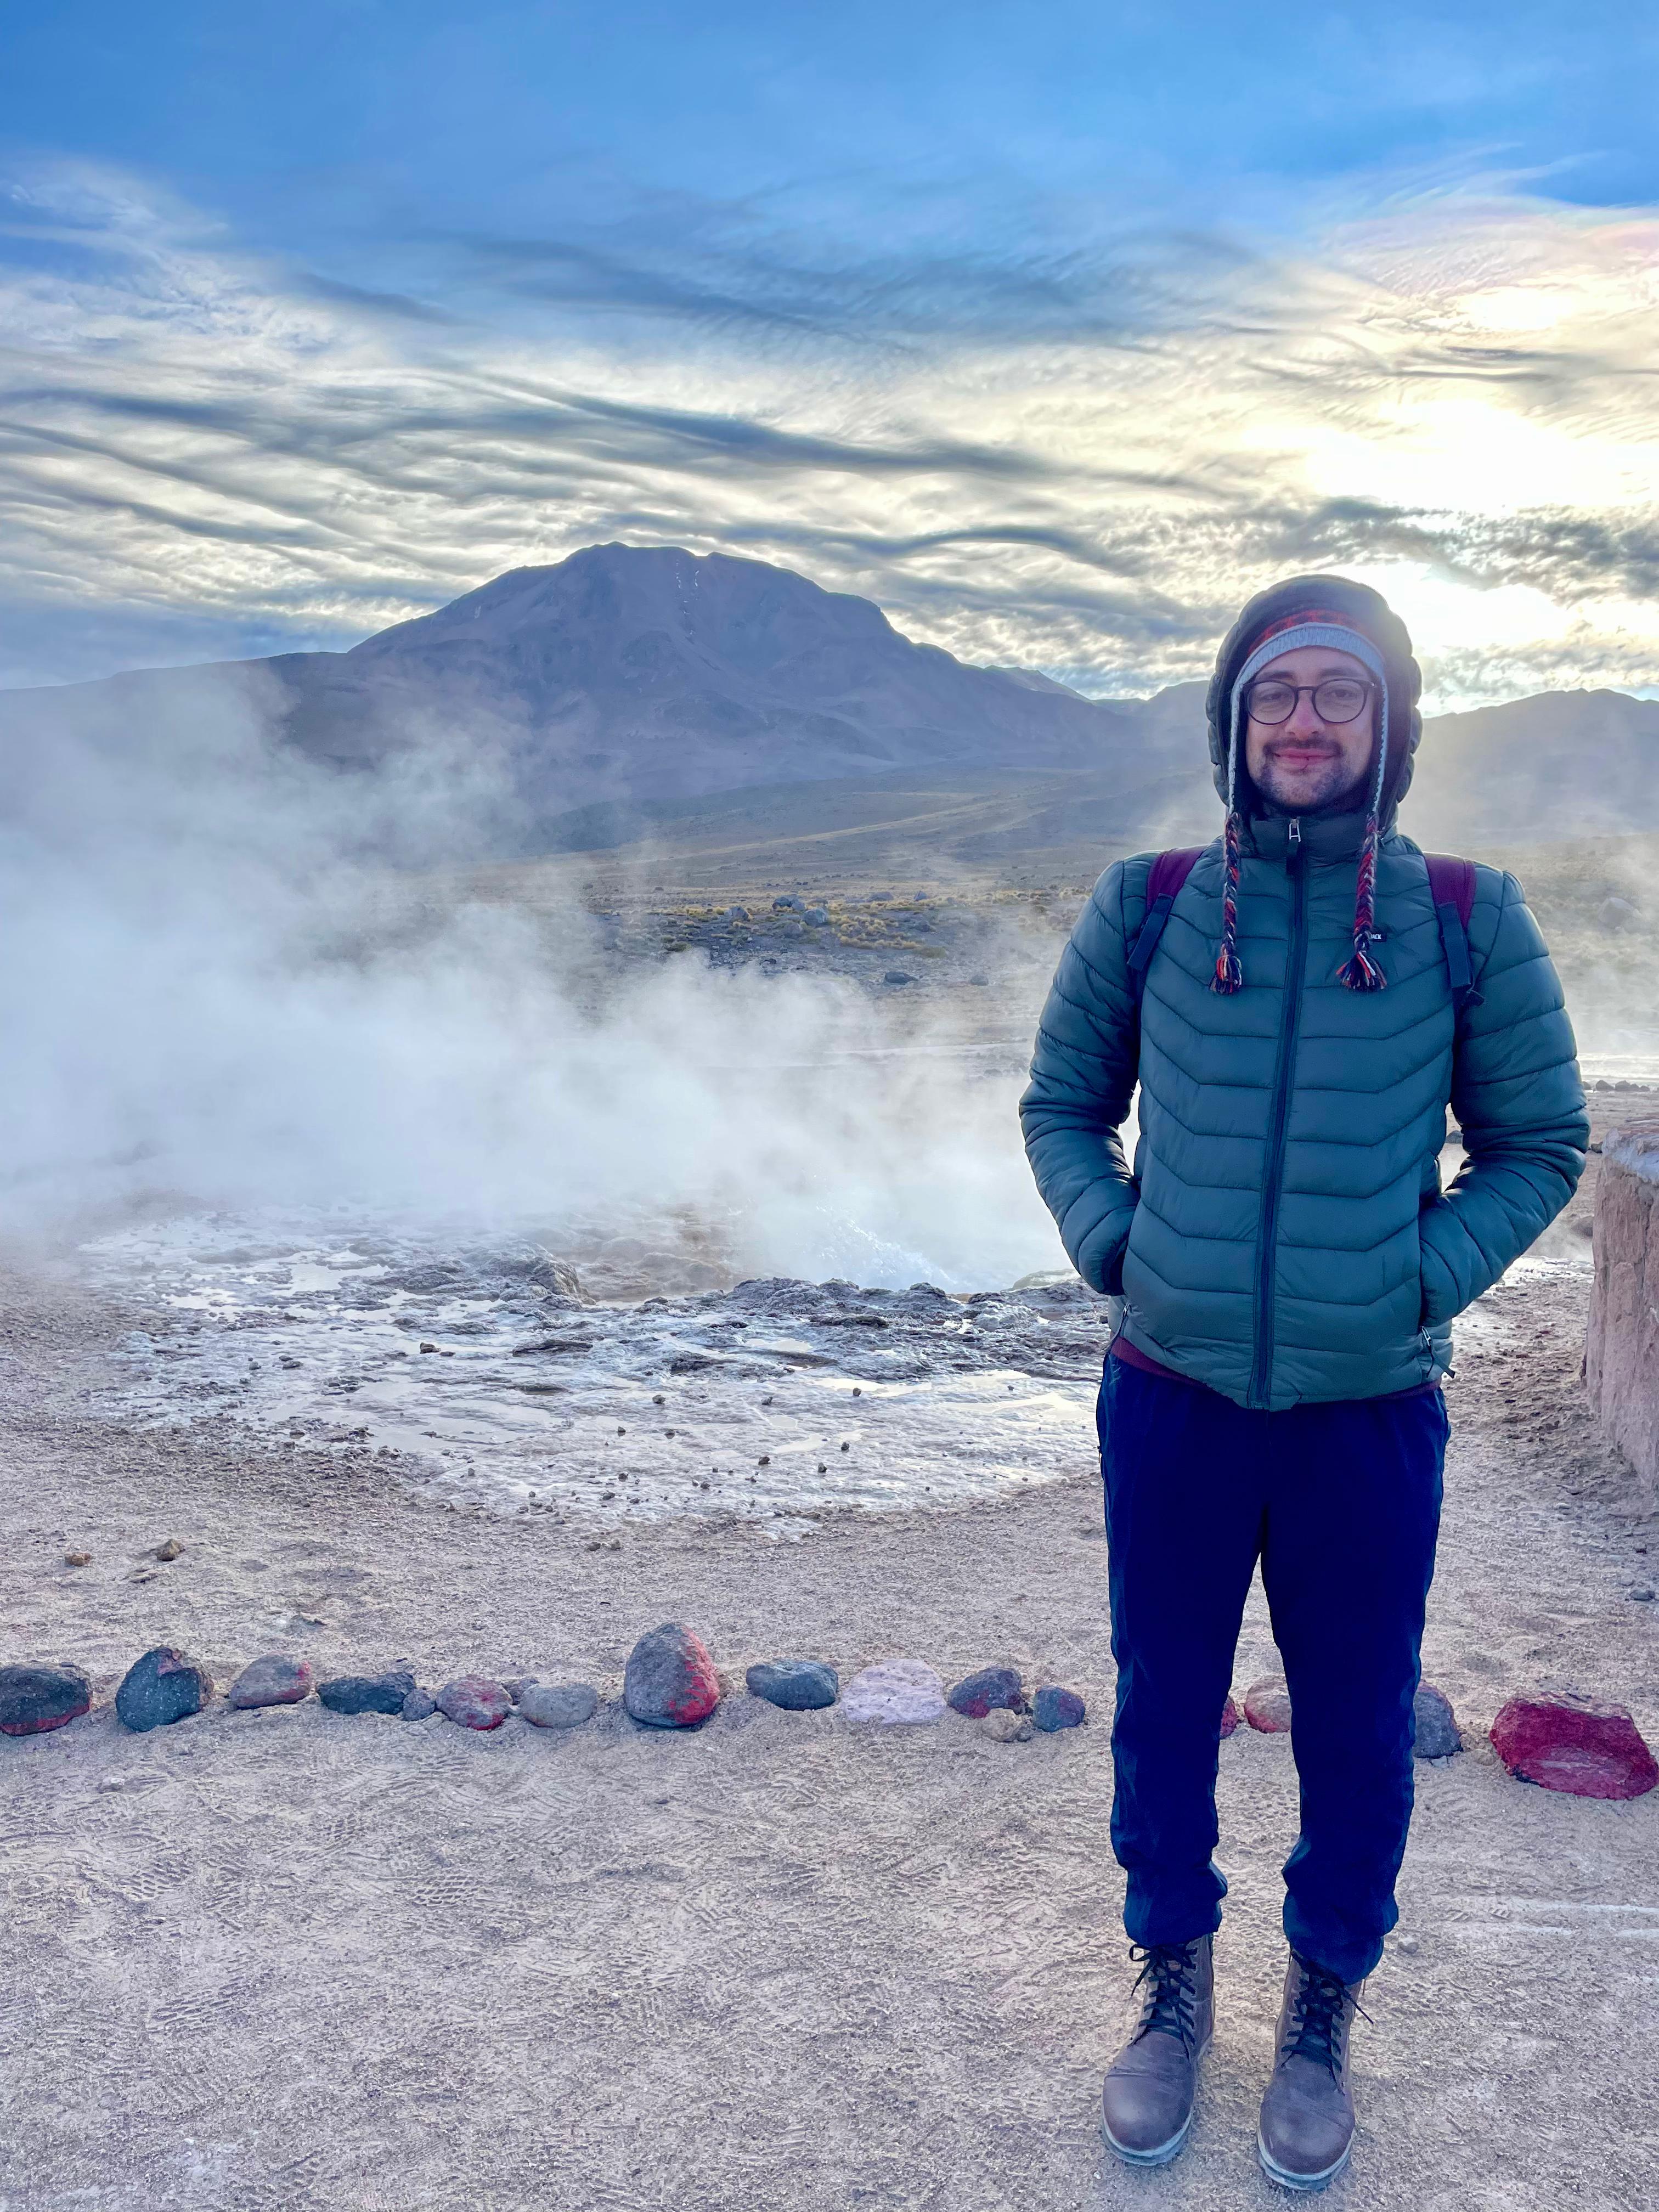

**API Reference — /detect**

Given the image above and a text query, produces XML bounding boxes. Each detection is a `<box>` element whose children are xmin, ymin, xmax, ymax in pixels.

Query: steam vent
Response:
<box><xmin>1587</xmin><ymin>1119</ymin><xmax>1659</xmax><ymax>1503</ymax></box>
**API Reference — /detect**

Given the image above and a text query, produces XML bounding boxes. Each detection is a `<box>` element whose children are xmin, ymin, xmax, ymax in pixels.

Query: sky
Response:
<box><xmin>3</xmin><ymin>1</ymin><xmax>1659</xmax><ymax>704</ymax></box>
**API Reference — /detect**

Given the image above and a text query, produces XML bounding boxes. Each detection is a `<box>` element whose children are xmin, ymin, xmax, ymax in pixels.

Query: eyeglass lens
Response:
<box><xmin>1246</xmin><ymin>680</ymin><xmax>1370</xmax><ymax>725</ymax></box>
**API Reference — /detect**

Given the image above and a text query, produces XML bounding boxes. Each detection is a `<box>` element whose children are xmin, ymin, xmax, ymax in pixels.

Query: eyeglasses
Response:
<box><xmin>1245</xmin><ymin>678</ymin><xmax>1373</xmax><ymax>726</ymax></box>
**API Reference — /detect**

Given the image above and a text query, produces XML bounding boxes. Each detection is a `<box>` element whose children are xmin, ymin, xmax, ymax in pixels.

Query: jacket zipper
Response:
<box><xmin>1249</xmin><ymin>830</ymin><xmax>1308</xmax><ymax>1408</ymax></box>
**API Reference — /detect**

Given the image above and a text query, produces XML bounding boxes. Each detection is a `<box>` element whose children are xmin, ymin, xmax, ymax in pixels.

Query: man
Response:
<box><xmin>1020</xmin><ymin>575</ymin><xmax>1586</xmax><ymax>2191</ymax></box>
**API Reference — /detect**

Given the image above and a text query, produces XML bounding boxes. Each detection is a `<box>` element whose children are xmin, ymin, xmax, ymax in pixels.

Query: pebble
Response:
<box><xmin>1218</xmin><ymin>1695</ymin><xmax>1240</xmax><ymax>1740</ymax></box>
<box><xmin>115</xmin><ymin>1647</ymin><xmax>213</xmax><ymax>1733</ymax></box>
<box><xmin>436</xmin><ymin>1676</ymin><xmax>512</xmax><ymax>1730</ymax></box>
<box><xmin>154</xmin><ymin>1537</ymin><xmax>184</xmax><ymax>1562</ymax></box>
<box><xmin>0</xmin><ymin>1661</ymin><xmax>93</xmax><ymax>1737</ymax></box>
<box><xmin>519</xmin><ymin>1682</ymin><xmax>600</xmax><ymax>1729</ymax></box>
<box><xmin>1412</xmin><ymin>1681</ymin><xmax>1462</xmax><ymax>1759</ymax></box>
<box><xmin>317</xmin><ymin>1669</ymin><xmax>416</xmax><ymax>1717</ymax></box>
<box><xmin>1243</xmin><ymin>1675</ymin><xmax>1294</xmax><ymax>1734</ymax></box>
<box><xmin>947</xmin><ymin>1665</ymin><xmax>1026</xmax><ymax>1719</ymax></box>
<box><xmin>400</xmin><ymin>1689</ymin><xmax>438</xmax><ymax>1721</ymax></box>
<box><xmin>1490</xmin><ymin>1692</ymin><xmax>1658</xmax><ymax>1799</ymax></box>
<box><xmin>623</xmin><ymin>1622</ymin><xmax>721</xmax><ymax>1729</ymax></box>
<box><xmin>843</xmin><ymin>1658</ymin><xmax>946</xmax><ymax>1726</ymax></box>
<box><xmin>983</xmin><ymin>1707</ymin><xmax>1034</xmax><ymax>1743</ymax></box>
<box><xmin>227</xmin><ymin>1656</ymin><xmax>314</xmax><ymax>1710</ymax></box>
<box><xmin>746</xmin><ymin>1660</ymin><xmax>839</xmax><ymax>1711</ymax></box>
<box><xmin>64</xmin><ymin>1550</ymin><xmax>91</xmax><ymax>1567</ymax></box>
<box><xmin>1033</xmin><ymin>1685</ymin><xmax>1086</xmax><ymax>1732</ymax></box>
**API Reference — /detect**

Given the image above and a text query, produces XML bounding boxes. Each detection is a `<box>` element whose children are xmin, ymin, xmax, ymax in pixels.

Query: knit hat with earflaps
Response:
<box><xmin>1202</xmin><ymin>574</ymin><xmax>1423</xmax><ymax>995</ymax></box>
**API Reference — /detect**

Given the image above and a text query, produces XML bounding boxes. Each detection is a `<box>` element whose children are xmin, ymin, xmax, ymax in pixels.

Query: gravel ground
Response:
<box><xmin>3</xmin><ymin>1240</ymin><xmax>1657</xmax><ymax>2211</ymax></box>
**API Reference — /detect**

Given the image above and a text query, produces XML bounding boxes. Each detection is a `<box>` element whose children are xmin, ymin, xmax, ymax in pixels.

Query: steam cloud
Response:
<box><xmin>3</xmin><ymin>678</ymin><xmax>1065</xmax><ymax>1290</ymax></box>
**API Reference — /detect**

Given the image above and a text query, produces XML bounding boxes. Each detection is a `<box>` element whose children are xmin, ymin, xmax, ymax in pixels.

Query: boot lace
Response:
<box><xmin>1283</xmin><ymin>1958</ymin><xmax>1369</xmax><ymax>2078</ymax></box>
<box><xmin>1127</xmin><ymin>1942</ymin><xmax>1202</xmax><ymax>2050</ymax></box>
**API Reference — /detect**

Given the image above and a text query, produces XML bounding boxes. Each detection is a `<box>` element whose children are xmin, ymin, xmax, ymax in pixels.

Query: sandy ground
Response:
<box><xmin>4</xmin><ymin>1238</ymin><xmax>1658</xmax><ymax>2211</ymax></box>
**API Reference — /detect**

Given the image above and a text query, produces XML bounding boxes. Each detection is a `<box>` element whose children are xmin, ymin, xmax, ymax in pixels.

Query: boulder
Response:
<box><xmin>946</xmin><ymin>1666</ymin><xmax>1025</xmax><ymax>1719</ymax></box>
<box><xmin>317</xmin><ymin>1669</ymin><xmax>416</xmax><ymax>1717</ymax></box>
<box><xmin>227</xmin><ymin>1656</ymin><xmax>314</xmax><ymax>1710</ymax></box>
<box><xmin>436</xmin><ymin>1676</ymin><xmax>511</xmax><ymax>1730</ymax></box>
<box><xmin>843</xmin><ymin>1658</ymin><xmax>946</xmax><ymax>1726</ymax></box>
<box><xmin>1243</xmin><ymin>1676</ymin><xmax>1294</xmax><ymax>1734</ymax></box>
<box><xmin>1490</xmin><ymin>1693</ymin><xmax>1658</xmax><ymax>1799</ymax></box>
<box><xmin>746</xmin><ymin>1660</ymin><xmax>838</xmax><ymax>1711</ymax></box>
<box><xmin>623</xmin><ymin>1623</ymin><xmax>721</xmax><ymax>1729</ymax></box>
<box><xmin>1412</xmin><ymin>1682</ymin><xmax>1462</xmax><ymax>1759</ymax></box>
<box><xmin>0</xmin><ymin>1661</ymin><xmax>92</xmax><ymax>1737</ymax></box>
<box><xmin>115</xmin><ymin>1647</ymin><xmax>212</xmax><ymax>1733</ymax></box>
<box><xmin>1587</xmin><ymin>1120</ymin><xmax>1659</xmax><ymax>1502</ymax></box>
<box><xmin>1033</xmin><ymin>1685</ymin><xmax>1086</xmax><ymax>1733</ymax></box>
<box><xmin>519</xmin><ymin>1682</ymin><xmax>599</xmax><ymax>1729</ymax></box>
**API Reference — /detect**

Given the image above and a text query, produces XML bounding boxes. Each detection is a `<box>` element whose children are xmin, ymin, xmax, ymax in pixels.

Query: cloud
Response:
<box><xmin>3</xmin><ymin>161</ymin><xmax>1659</xmax><ymax>704</ymax></box>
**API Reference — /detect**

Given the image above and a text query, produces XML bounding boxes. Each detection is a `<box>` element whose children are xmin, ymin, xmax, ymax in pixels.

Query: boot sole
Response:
<box><xmin>1256</xmin><ymin>2130</ymin><xmax>1352</xmax><ymax>2193</ymax></box>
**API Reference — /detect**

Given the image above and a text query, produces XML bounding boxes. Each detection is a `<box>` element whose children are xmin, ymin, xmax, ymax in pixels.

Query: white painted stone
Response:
<box><xmin>842</xmin><ymin>1658</ymin><xmax>946</xmax><ymax>1726</ymax></box>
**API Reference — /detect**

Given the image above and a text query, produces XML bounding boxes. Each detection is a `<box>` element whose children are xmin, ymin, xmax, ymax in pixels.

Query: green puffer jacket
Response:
<box><xmin>1020</xmin><ymin>810</ymin><xmax>1588</xmax><ymax>1408</ymax></box>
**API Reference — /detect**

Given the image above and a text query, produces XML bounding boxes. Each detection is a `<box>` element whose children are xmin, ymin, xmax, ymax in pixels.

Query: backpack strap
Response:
<box><xmin>1126</xmin><ymin>847</ymin><xmax>1205</xmax><ymax>997</ymax></box>
<box><xmin>1424</xmin><ymin>853</ymin><xmax>1482</xmax><ymax>1015</ymax></box>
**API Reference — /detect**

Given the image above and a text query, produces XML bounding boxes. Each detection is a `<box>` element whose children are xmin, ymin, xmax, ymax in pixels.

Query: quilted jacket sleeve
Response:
<box><xmin>1418</xmin><ymin>869</ymin><xmax>1588</xmax><ymax>1326</ymax></box>
<box><xmin>1019</xmin><ymin>860</ymin><xmax>1145</xmax><ymax>1293</ymax></box>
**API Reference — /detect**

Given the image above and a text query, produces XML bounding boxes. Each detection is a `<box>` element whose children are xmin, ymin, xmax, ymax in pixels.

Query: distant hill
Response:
<box><xmin>6</xmin><ymin>544</ymin><xmax>1657</xmax><ymax>860</ymax></box>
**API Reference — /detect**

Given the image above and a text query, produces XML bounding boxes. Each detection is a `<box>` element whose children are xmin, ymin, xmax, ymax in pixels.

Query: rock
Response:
<box><xmin>1244</xmin><ymin>1675</ymin><xmax>1294</xmax><ymax>1733</ymax></box>
<box><xmin>947</xmin><ymin>1665</ymin><xmax>1026</xmax><ymax>1719</ymax></box>
<box><xmin>1587</xmin><ymin>1120</ymin><xmax>1659</xmax><ymax>1499</ymax></box>
<box><xmin>623</xmin><ymin>1622</ymin><xmax>721</xmax><ymax>1729</ymax></box>
<box><xmin>1490</xmin><ymin>1692</ymin><xmax>1658</xmax><ymax>1799</ymax></box>
<box><xmin>746</xmin><ymin>1660</ymin><xmax>838</xmax><ymax>1711</ymax></box>
<box><xmin>115</xmin><ymin>1647</ymin><xmax>212</xmax><ymax>1733</ymax></box>
<box><xmin>1033</xmin><ymin>1685</ymin><xmax>1086</xmax><ymax>1732</ymax></box>
<box><xmin>1596</xmin><ymin>895</ymin><xmax>1638</xmax><ymax>932</ymax></box>
<box><xmin>436</xmin><ymin>1676</ymin><xmax>511</xmax><ymax>1730</ymax></box>
<box><xmin>804</xmin><ymin>907</ymin><xmax>830</xmax><ymax>925</ymax></box>
<box><xmin>843</xmin><ymin>1658</ymin><xmax>946</xmax><ymax>1726</ymax></box>
<box><xmin>227</xmin><ymin>1656</ymin><xmax>314</xmax><ymax>1709</ymax></box>
<box><xmin>0</xmin><ymin>1661</ymin><xmax>93</xmax><ymax>1737</ymax></box>
<box><xmin>64</xmin><ymin>1550</ymin><xmax>91</xmax><ymax>1567</ymax></box>
<box><xmin>882</xmin><ymin>970</ymin><xmax>916</xmax><ymax>986</ymax></box>
<box><xmin>1219</xmin><ymin>1695</ymin><xmax>1240</xmax><ymax>1740</ymax></box>
<box><xmin>503</xmin><ymin>1677</ymin><xmax>535</xmax><ymax>1702</ymax></box>
<box><xmin>154</xmin><ymin>1537</ymin><xmax>184</xmax><ymax>1561</ymax></box>
<box><xmin>317</xmin><ymin>1669</ymin><xmax>416</xmax><ymax>1717</ymax></box>
<box><xmin>1412</xmin><ymin>1681</ymin><xmax>1462</xmax><ymax>1759</ymax></box>
<box><xmin>519</xmin><ymin>1682</ymin><xmax>599</xmax><ymax>1729</ymax></box>
<box><xmin>983</xmin><ymin>1706</ymin><xmax>1034</xmax><ymax>1743</ymax></box>
<box><xmin>400</xmin><ymin>1689</ymin><xmax>438</xmax><ymax>1720</ymax></box>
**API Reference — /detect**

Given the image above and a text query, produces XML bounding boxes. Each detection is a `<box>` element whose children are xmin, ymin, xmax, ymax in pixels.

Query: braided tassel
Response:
<box><xmin>1338</xmin><ymin>810</ymin><xmax>1387</xmax><ymax>989</ymax></box>
<box><xmin>1212</xmin><ymin>807</ymin><xmax>1244</xmax><ymax>993</ymax></box>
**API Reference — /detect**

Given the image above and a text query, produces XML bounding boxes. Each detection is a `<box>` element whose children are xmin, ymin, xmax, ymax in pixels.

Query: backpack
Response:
<box><xmin>1125</xmin><ymin>847</ymin><xmax>1482</xmax><ymax>1014</ymax></box>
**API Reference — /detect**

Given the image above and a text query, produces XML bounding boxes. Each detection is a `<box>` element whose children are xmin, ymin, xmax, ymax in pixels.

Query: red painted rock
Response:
<box><xmin>623</xmin><ymin>1622</ymin><xmax>720</xmax><ymax>1729</ymax></box>
<box><xmin>1218</xmin><ymin>1695</ymin><xmax>1240</xmax><ymax>1741</ymax></box>
<box><xmin>436</xmin><ymin>1676</ymin><xmax>511</xmax><ymax>1730</ymax></box>
<box><xmin>946</xmin><ymin>1666</ymin><xmax>1025</xmax><ymax>1719</ymax></box>
<box><xmin>1244</xmin><ymin>1676</ymin><xmax>1294</xmax><ymax>1734</ymax></box>
<box><xmin>1489</xmin><ymin>1694</ymin><xmax>1658</xmax><ymax>1801</ymax></box>
<box><xmin>228</xmin><ymin>1656</ymin><xmax>314</xmax><ymax>1709</ymax></box>
<box><xmin>115</xmin><ymin>1646</ymin><xmax>212</xmax><ymax>1732</ymax></box>
<box><xmin>0</xmin><ymin>1661</ymin><xmax>92</xmax><ymax>1736</ymax></box>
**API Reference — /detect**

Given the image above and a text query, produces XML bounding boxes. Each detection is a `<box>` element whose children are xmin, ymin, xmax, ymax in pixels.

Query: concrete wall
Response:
<box><xmin>1588</xmin><ymin>1118</ymin><xmax>1659</xmax><ymax>1505</ymax></box>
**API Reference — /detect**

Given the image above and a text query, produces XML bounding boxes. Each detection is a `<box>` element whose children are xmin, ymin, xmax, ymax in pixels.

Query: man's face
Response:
<box><xmin>1243</xmin><ymin>644</ymin><xmax>1376</xmax><ymax>816</ymax></box>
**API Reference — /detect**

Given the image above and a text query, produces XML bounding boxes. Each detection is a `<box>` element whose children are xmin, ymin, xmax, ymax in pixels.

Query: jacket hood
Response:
<box><xmin>1204</xmin><ymin>574</ymin><xmax>1423</xmax><ymax>830</ymax></box>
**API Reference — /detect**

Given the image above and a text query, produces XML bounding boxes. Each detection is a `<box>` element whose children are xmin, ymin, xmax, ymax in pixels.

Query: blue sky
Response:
<box><xmin>3</xmin><ymin>1</ymin><xmax>1658</xmax><ymax>699</ymax></box>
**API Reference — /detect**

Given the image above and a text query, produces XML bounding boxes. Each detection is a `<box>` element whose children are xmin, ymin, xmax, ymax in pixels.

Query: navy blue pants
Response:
<box><xmin>1097</xmin><ymin>1355</ymin><xmax>1448</xmax><ymax>1985</ymax></box>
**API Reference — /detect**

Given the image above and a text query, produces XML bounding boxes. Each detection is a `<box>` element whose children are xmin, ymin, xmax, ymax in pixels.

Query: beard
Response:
<box><xmin>1254</xmin><ymin>744</ymin><xmax>1373</xmax><ymax>816</ymax></box>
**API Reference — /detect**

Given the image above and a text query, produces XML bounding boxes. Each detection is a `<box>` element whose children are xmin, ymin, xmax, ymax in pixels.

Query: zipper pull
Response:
<box><xmin>1288</xmin><ymin>816</ymin><xmax>1301</xmax><ymax>847</ymax></box>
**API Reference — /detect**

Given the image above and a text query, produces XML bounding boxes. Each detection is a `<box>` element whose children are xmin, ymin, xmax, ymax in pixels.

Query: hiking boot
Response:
<box><xmin>1257</xmin><ymin>1951</ymin><xmax>1365</xmax><ymax>2192</ymax></box>
<box><xmin>1100</xmin><ymin>1934</ymin><xmax>1214</xmax><ymax>2166</ymax></box>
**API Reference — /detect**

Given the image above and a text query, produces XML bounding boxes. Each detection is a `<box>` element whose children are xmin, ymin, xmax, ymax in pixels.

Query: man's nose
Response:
<box><xmin>1285</xmin><ymin>695</ymin><xmax>1327</xmax><ymax>737</ymax></box>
